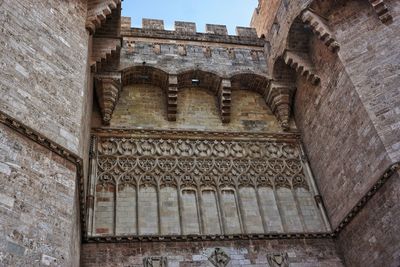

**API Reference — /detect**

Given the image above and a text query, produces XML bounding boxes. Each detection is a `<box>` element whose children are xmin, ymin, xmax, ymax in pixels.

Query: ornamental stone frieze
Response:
<box><xmin>94</xmin><ymin>136</ymin><xmax>307</xmax><ymax>189</ymax></box>
<box><xmin>87</xmin><ymin>130</ymin><xmax>330</xmax><ymax>238</ymax></box>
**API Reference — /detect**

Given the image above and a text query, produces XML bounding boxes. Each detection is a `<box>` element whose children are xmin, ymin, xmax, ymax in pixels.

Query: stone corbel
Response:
<box><xmin>301</xmin><ymin>10</ymin><xmax>340</xmax><ymax>53</ymax></box>
<box><xmin>167</xmin><ymin>75</ymin><xmax>178</xmax><ymax>121</ymax></box>
<box><xmin>265</xmin><ymin>81</ymin><xmax>295</xmax><ymax>131</ymax></box>
<box><xmin>218</xmin><ymin>79</ymin><xmax>232</xmax><ymax>123</ymax></box>
<box><xmin>95</xmin><ymin>73</ymin><xmax>121</xmax><ymax>125</ymax></box>
<box><xmin>283</xmin><ymin>50</ymin><xmax>320</xmax><ymax>85</ymax></box>
<box><xmin>86</xmin><ymin>0</ymin><xmax>122</xmax><ymax>35</ymax></box>
<box><xmin>369</xmin><ymin>0</ymin><xmax>393</xmax><ymax>23</ymax></box>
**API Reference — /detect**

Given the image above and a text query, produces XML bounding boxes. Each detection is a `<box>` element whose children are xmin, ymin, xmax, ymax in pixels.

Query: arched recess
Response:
<box><xmin>115</xmin><ymin>66</ymin><xmax>172</xmax><ymax>124</ymax></box>
<box><xmin>229</xmin><ymin>73</ymin><xmax>277</xmax><ymax>129</ymax></box>
<box><xmin>177</xmin><ymin>69</ymin><xmax>226</xmax><ymax>123</ymax></box>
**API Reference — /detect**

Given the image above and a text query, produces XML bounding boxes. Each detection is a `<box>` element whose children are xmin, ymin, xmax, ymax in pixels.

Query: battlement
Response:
<box><xmin>121</xmin><ymin>17</ymin><xmax>264</xmax><ymax>46</ymax></box>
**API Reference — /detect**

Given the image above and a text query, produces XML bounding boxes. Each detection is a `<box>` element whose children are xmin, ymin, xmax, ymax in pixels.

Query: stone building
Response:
<box><xmin>0</xmin><ymin>0</ymin><xmax>399</xmax><ymax>266</ymax></box>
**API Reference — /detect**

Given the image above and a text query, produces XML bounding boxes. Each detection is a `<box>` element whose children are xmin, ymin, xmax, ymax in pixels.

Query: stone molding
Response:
<box><xmin>0</xmin><ymin>111</ymin><xmax>87</xmax><ymax>240</ymax></box>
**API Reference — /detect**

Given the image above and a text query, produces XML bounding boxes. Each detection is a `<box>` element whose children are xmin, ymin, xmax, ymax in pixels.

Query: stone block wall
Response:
<box><xmin>0</xmin><ymin>0</ymin><xmax>89</xmax><ymax>156</ymax></box>
<box><xmin>81</xmin><ymin>239</ymin><xmax>344</xmax><ymax>266</ymax></box>
<box><xmin>294</xmin><ymin>37</ymin><xmax>392</xmax><ymax>228</ymax></box>
<box><xmin>0</xmin><ymin>124</ymin><xmax>80</xmax><ymax>266</ymax></box>
<box><xmin>337</xmin><ymin>170</ymin><xmax>400</xmax><ymax>267</ymax></box>
<box><xmin>329</xmin><ymin>0</ymin><xmax>400</xmax><ymax>162</ymax></box>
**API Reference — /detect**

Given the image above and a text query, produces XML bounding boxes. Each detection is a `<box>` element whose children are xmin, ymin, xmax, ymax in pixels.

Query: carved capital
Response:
<box><xmin>95</xmin><ymin>74</ymin><xmax>122</xmax><ymax>125</ymax></box>
<box><xmin>218</xmin><ymin>79</ymin><xmax>232</xmax><ymax>123</ymax></box>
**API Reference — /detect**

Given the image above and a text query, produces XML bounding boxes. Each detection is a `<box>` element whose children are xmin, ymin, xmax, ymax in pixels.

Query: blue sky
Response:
<box><xmin>122</xmin><ymin>0</ymin><xmax>259</xmax><ymax>35</ymax></box>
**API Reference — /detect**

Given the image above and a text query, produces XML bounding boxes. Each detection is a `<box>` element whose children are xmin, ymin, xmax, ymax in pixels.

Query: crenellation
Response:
<box><xmin>206</xmin><ymin>24</ymin><xmax>228</xmax><ymax>35</ymax></box>
<box><xmin>121</xmin><ymin>16</ymin><xmax>132</xmax><ymax>31</ymax></box>
<box><xmin>142</xmin><ymin>18</ymin><xmax>165</xmax><ymax>30</ymax></box>
<box><xmin>236</xmin><ymin>26</ymin><xmax>258</xmax><ymax>38</ymax></box>
<box><xmin>175</xmin><ymin>21</ymin><xmax>197</xmax><ymax>33</ymax></box>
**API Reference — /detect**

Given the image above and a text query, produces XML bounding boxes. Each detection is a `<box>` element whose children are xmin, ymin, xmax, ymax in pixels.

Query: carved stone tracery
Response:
<box><xmin>95</xmin><ymin>135</ymin><xmax>307</xmax><ymax>191</ymax></box>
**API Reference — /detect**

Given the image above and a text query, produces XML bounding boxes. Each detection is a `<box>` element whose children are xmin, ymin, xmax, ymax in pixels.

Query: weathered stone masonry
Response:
<box><xmin>0</xmin><ymin>0</ymin><xmax>399</xmax><ymax>266</ymax></box>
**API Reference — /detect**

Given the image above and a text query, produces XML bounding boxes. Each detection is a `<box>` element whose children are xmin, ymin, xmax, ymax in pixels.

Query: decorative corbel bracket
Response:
<box><xmin>369</xmin><ymin>0</ymin><xmax>393</xmax><ymax>23</ymax></box>
<box><xmin>283</xmin><ymin>50</ymin><xmax>320</xmax><ymax>85</ymax></box>
<box><xmin>167</xmin><ymin>75</ymin><xmax>178</xmax><ymax>121</ymax></box>
<box><xmin>94</xmin><ymin>73</ymin><xmax>122</xmax><ymax>125</ymax></box>
<box><xmin>301</xmin><ymin>10</ymin><xmax>340</xmax><ymax>53</ymax></box>
<box><xmin>265</xmin><ymin>81</ymin><xmax>295</xmax><ymax>131</ymax></box>
<box><xmin>218</xmin><ymin>79</ymin><xmax>232</xmax><ymax>123</ymax></box>
<box><xmin>86</xmin><ymin>0</ymin><xmax>122</xmax><ymax>35</ymax></box>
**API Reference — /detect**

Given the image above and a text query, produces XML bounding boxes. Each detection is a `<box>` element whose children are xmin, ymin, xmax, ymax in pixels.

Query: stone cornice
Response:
<box><xmin>91</xmin><ymin>127</ymin><xmax>302</xmax><ymax>142</ymax></box>
<box><xmin>86</xmin><ymin>232</ymin><xmax>335</xmax><ymax>243</ymax></box>
<box><xmin>332</xmin><ymin>162</ymin><xmax>399</xmax><ymax>234</ymax></box>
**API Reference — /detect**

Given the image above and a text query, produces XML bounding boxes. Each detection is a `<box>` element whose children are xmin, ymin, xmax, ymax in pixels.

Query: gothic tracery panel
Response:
<box><xmin>89</xmin><ymin>131</ymin><xmax>328</xmax><ymax>237</ymax></box>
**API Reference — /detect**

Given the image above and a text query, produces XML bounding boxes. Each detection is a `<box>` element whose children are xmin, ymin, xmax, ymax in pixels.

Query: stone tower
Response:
<box><xmin>0</xmin><ymin>0</ymin><xmax>399</xmax><ymax>266</ymax></box>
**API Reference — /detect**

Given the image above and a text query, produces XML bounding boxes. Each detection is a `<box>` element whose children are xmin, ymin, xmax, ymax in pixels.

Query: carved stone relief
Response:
<box><xmin>143</xmin><ymin>256</ymin><xmax>168</xmax><ymax>267</ymax></box>
<box><xmin>267</xmin><ymin>252</ymin><xmax>289</xmax><ymax>267</ymax></box>
<box><xmin>95</xmin><ymin>136</ymin><xmax>307</xmax><ymax>190</ymax></box>
<box><xmin>208</xmin><ymin>248</ymin><xmax>230</xmax><ymax>267</ymax></box>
